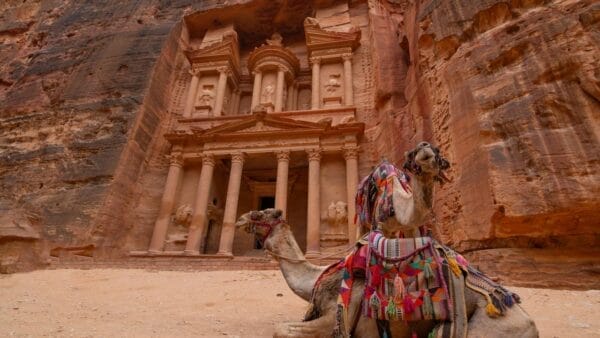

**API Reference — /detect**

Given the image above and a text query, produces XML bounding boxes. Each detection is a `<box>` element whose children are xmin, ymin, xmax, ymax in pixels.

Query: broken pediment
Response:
<box><xmin>304</xmin><ymin>17</ymin><xmax>360</xmax><ymax>54</ymax></box>
<box><xmin>185</xmin><ymin>32</ymin><xmax>240</xmax><ymax>74</ymax></box>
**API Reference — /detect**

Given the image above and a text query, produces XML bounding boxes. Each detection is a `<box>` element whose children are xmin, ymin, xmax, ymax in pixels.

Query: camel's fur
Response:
<box><xmin>237</xmin><ymin>209</ymin><xmax>538</xmax><ymax>337</ymax></box>
<box><xmin>235</xmin><ymin>142</ymin><xmax>538</xmax><ymax>337</ymax></box>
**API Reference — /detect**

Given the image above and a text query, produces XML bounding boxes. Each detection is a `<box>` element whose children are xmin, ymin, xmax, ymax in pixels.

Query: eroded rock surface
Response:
<box><xmin>0</xmin><ymin>0</ymin><xmax>598</xmax><ymax>287</ymax></box>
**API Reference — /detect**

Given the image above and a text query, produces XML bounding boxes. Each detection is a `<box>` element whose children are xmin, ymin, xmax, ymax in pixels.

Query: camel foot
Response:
<box><xmin>273</xmin><ymin>314</ymin><xmax>335</xmax><ymax>338</ymax></box>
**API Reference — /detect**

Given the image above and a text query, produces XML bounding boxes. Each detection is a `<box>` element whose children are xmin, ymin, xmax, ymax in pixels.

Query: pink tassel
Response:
<box><xmin>403</xmin><ymin>294</ymin><xmax>415</xmax><ymax>314</ymax></box>
<box><xmin>394</xmin><ymin>275</ymin><xmax>405</xmax><ymax>301</ymax></box>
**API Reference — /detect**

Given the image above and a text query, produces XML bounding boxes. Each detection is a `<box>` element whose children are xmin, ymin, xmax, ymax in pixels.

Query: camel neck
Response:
<box><xmin>411</xmin><ymin>174</ymin><xmax>434</xmax><ymax>210</ymax></box>
<box><xmin>267</xmin><ymin>225</ymin><xmax>325</xmax><ymax>301</ymax></box>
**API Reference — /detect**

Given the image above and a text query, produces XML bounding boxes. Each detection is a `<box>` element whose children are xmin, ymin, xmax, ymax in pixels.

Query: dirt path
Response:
<box><xmin>0</xmin><ymin>269</ymin><xmax>598</xmax><ymax>337</ymax></box>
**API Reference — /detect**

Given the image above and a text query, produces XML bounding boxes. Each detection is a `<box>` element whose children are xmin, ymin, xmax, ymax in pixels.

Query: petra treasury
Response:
<box><xmin>0</xmin><ymin>0</ymin><xmax>599</xmax><ymax>337</ymax></box>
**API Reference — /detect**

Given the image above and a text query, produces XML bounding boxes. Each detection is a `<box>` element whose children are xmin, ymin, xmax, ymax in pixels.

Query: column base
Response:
<box><xmin>147</xmin><ymin>249</ymin><xmax>163</xmax><ymax>255</ymax></box>
<box><xmin>183</xmin><ymin>250</ymin><xmax>200</xmax><ymax>256</ymax></box>
<box><xmin>216</xmin><ymin>251</ymin><xmax>234</xmax><ymax>257</ymax></box>
<box><xmin>305</xmin><ymin>251</ymin><xmax>321</xmax><ymax>259</ymax></box>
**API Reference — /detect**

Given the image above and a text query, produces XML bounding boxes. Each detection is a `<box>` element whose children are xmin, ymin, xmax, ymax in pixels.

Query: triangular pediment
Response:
<box><xmin>201</xmin><ymin>112</ymin><xmax>326</xmax><ymax>137</ymax></box>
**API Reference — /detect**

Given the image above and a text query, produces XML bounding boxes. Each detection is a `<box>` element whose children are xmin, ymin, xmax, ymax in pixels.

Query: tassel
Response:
<box><xmin>386</xmin><ymin>298</ymin><xmax>398</xmax><ymax>320</ymax></box>
<box><xmin>423</xmin><ymin>261</ymin><xmax>436</xmax><ymax>285</ymax></box>
<box><xmin>393</xmin><ymin>275</ymin><xmax>405</xmax><ymax>302</ymax></box>
<box><xmin>447</xmin><ymin>256</ymin><xmax>462</xmax><ymax>277</ymax></box>
<box><xmin>422</xmin><ymin>291</ymin><xmax>434</xmax><ymax>320</ymax></box>
<box><xmin>370</xmin><ymin>292</ymin><xmax>381</xmax><ymax>310</ymax></box>
<box><xmin>402</xmin><ymin>294</ymin><xmax>415</xmax><ymax>314</ymax></box>
<box><xmin>485</xmin><ymin>301</ymin><xmax>501</xmax><ymax>317</ymax></box>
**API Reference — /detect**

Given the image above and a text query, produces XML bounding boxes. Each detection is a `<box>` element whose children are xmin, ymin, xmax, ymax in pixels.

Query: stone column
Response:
<box><xmin>217</xmin><ymin>152</ymin><xmax>245</xmax><ymax>256</ymax></box>
<box><xmin>342</xmin><ymin>53</ymin><xmax>354</xmax><ymax>106</ymax></box>
<box><xmin>343</xmin><ymin>147</ymin><xmax>359</xmax><ymax>243</ymax></box>
<box><xmin>275</xmin><ymin>151</ymin><xmax>290</xmax><ymax>218</ymax></box>
<box><xmin>274</xmin><ymin>67</ymin><xmax>285</xmax><ymax>112</ymax></box>
<box><xmin>291</xmin><ymin>84</ymin><xmax>298</xmax><ymax>111</ymax></box>
<box><xmin>286</xmin><ymin>83</ymin><xmax>294</xmax><ymax>111</ymax></box>
<box><xmin>231</xmin><ymin>89</ymin><xmax>241</xmax><ymax>115</ymax></box>
<box><xmin>183</xmin><ymin>70</ymin><xmax>200</xmax><ymax>118</ymax></box>
<box><xmin>310</xmin><ymin>57</ymin><xmax>321</xmax><ymax>110</ymax></box>
<box><xmin>251</xmin><ymin>70</ymin><xmax>262</xmax><ymax>110</ymax></box>
<box><xmin>306</xmin><ymin>148</ymin><xmax>322</xmax><ymax>257</ymax></box>
<box><xmin>184</xmin><ymin>154</ymin><xmax>216</xmax><ymax>255</ymax></box>
<box><xmin>148</xmin><ymin>152</ymin><xmax>184</xmax><ymax>253</ymax></box>
<box><xmin>213</xmin><ymin>67</ymin><xmax>229</xmax><ymax>117</ymax></box>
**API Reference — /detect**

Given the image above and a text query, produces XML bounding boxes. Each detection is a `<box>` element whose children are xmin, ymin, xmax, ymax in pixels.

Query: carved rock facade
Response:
<box><xmin>0</xmin><ymin>1</ymin><xmax>597</xmax><ymax>287</ymax></box>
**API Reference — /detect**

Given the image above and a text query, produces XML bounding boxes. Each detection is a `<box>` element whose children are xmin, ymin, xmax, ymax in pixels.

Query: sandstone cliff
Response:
<box><xmin>0</xmin><ymin>0</ymin><xmax>598</xmax><ymax>288</ymax></box>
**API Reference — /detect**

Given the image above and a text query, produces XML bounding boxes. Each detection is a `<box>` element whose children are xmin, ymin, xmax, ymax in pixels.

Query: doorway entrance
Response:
<box><xmin>258</xmin><ymin>196</ymin><xmax>275</xmax><ymax>210</ymax></box>
<box><xmin>255</xmin><ymin>196</ymin><xmax>275</xmax><ymax>249</ymax></box>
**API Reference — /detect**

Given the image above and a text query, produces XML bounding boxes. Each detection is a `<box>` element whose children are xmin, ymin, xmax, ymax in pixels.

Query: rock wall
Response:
<box><xmin>369</xmin><ymin>0</ymin><xmax>599</xmax><ymax>287</ymax></box>
<box><xmin>0</xmin><ymin>0</ymin><xmax>208</xmax><ymax>272</ymax></box>
<box><xmin>1</xmin><ymin>0</ymin><xmax>598</xmax><ymax>287</ymax></box>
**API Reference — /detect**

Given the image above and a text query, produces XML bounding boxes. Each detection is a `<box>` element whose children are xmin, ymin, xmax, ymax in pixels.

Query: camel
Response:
<box><xmin>235</xmin><ymin>142</ymin><xmax>538</xmax><ymax>337</ymax></box>
<box><xmin>236</xmin><ymin>208</ymin><xmax>538</xmax><ymax>338</ymax></box>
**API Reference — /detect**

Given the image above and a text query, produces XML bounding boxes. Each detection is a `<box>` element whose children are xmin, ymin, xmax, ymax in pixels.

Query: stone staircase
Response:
<box><xmin>46</xmin><ymin>252</ymin><xmax>345</xmax><ymax>272</ymax></box>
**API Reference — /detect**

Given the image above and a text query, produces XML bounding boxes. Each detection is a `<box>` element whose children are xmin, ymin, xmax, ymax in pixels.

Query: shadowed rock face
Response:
<box><xmin>0</xmin><ymin>0</ymin><xmax>598</xmax><ymax>287</ymax></box>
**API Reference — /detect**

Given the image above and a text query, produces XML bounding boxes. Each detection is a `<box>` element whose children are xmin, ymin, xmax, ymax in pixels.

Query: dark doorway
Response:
<box><xmin>255</xmin><ymin>196</ymin><xmax>275</xmax><ymax>249</ymax></box>
<box><xmin>258</xmin><ymin>196</ymin><xmax>275</xmax><ymax>210</ymax></box>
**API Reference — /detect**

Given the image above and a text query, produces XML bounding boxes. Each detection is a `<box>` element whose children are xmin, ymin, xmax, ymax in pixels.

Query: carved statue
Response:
<box><xmin>173</xmin><ymin>204</ymin><xmax>193</xmax><ymax>227</ymax></box>
<box><xmin>324</xmin><ymin>74</ymin><xmax>341</xmax><ymax>95</ymax></box>
<box><xmin>261</xmin><ymin>83</ymin><xmax>275</xmax><ymax>103</ymax></box>
<box><xmin>325</xmin><ymin>201</ymin><xmax>348</xmax><ymax>228</ymax></box>
<box><xmin>266</xmin><ymin>32</ymin><xmax>283</xmax><ymax>46</ymax></box>
<box><xmin>197</xmin><ymin>86</ymin><xmax>215</xmax><ymax>107</ymax></box>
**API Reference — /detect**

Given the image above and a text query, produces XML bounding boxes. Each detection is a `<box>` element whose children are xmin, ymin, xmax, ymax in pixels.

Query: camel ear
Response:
<box><xmin>272</xmin><ymin>209</ymin><xmax>283</xmax><ymax>219</ymax></box>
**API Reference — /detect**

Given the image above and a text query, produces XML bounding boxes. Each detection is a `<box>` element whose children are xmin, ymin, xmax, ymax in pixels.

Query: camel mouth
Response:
<box><xmin>403</xmin><ymin>141</ymin><xmax>450</xmax><ymax>183</ymax></box>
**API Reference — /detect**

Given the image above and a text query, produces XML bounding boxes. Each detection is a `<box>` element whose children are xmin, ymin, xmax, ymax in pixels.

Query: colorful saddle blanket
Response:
<box><xmin>340</xmin><ymin>231</ymin><xmax>452</xmax><ymax>324</ymax></box>
<box><xmin>330</xmin><ymin>232</ymin><xmax>520</xmax><ymax>337</ymax></box>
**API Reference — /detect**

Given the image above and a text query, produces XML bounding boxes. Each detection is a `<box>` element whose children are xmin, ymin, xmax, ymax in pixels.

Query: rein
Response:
<box><xmin>249</xmin><ymin>217</ymin><xmax>355</xmax><ymax>263</ymax></box>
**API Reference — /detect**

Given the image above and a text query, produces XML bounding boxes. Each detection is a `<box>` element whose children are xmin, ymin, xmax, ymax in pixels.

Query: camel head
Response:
<box><xmin>403</xmin><ymin>141</ymin><xmax>450</xmax><ymax>183</ymax></box>
<box><xmin>235</xmin><ymin>208</ymin><xmax>284</xmax><ymax>246</ymax></box>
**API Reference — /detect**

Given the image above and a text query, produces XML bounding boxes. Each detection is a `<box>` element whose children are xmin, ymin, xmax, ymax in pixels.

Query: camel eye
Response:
<box><xmin>419</xmin><ymin>142</ymin><xmax>430</xmax><ymax>148</ymax></box>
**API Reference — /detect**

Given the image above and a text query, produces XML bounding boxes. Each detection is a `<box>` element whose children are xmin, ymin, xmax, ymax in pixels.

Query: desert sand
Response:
<box><xmin>0</xmin><ymin>269</ymin><xmax>598</xmax><ymax>337</ymax></box>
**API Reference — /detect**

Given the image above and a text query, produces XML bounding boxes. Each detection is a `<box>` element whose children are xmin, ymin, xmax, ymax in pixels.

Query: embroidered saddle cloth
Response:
<box><xmin>362</xmin><ymin>231</ymin><xmax>451</xmax><ymax>321</ymax></box>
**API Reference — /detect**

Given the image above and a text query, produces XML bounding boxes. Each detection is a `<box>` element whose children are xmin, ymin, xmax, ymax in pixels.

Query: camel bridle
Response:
<box><xmin>247</xmin><ymin>216</ymin><xmax>283</xmax><ymax>247</ymax></box>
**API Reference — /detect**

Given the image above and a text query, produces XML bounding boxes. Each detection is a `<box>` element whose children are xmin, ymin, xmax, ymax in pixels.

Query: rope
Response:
<box><xmin>263</xmin><ymin>244</ymin><xmax>355</xmax><ymax>263</ymax></box>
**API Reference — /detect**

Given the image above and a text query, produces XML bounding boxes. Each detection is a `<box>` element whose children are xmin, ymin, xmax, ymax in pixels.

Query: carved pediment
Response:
<box><xmin>304</xmin><ymin>17</ymin><xmax>361</xmax><ymax>53</ymax></box>
<box><xmin>185</xmin><ymin>34</ymin><xmax>240</xmax><ymax>73</ymax></box>
<box><xmin>201</xmin><ymin>112</ymin><xmax>326</xmax><ymax>137</ymax></box>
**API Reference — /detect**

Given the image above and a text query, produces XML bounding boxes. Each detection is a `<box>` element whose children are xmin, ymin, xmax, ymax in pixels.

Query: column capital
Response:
<box><xmin>306</xmin><ymin>148</ymin><xmax>322</xmax><ymax>162</ymax></box>
<box><xmin>341</xmin><ymin>53</ymin><xmax>353</xmax><ymax>61</ymax></box>
<box><xmin>216</xmin><ymin>66</ymin><xmax>230</xmax><ymax>75</ymax></box>
<box><xmin>252</xmin><ymin>69</ymin><xmax>262</xmax><ymax>76</ymax></box>
<box><xmin>231</xmin><ymin>152</ymin><xmax>245</xmax><ymax>164</ymax></box>
<box><xmin>277</xmin><ymin>65</ymin><xmax>287</xmax><ymax>73</ymax></box>
<box><xmin>189</xmin><ymin>68</ymin><xmax>200</xmax><ymax>76</ymax></box>
<box><xmin>309</xmin><ymin>56</ymin><xmax>321</xmax><ymax>66</ymax></box>
<box><xmin>342</xmin><ymin>147</ymin><xmax>359</xmax><ymax>160</ymax></box>
<box><xmin>201</xmin><ymin>153</ymin><xmax>216</xmax><ymax>167</ymax></box>
<box><xmin>276</xmin><ymin>150</ymin><xmax>290</xmax><ymax>162</ymax></box>
<box><xmin>168</xmin><ymin>152</ymin><xmax>184</xmax><ymax>167</ymax></box>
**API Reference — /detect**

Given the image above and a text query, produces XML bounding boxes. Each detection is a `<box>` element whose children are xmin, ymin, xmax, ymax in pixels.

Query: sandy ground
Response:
<box><xmin>0</xmin><ymin>269</ymin><xmax>598</xmax><ymax>338</ymax></box>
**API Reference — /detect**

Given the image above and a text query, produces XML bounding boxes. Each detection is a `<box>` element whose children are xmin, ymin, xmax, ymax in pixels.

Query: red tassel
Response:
<box><xmin>403</xmin><ymin>294</ymin><xmax>415</xmax><ymax>314</ymax></box>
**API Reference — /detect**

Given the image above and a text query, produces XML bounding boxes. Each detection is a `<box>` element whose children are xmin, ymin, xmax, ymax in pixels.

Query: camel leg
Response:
<box><xmin>467</xmin><ymin>304</ymin><xmax>538</xmax><ymax>338</ymax></box>
<box><xmin>273</xmin><ymin>312</ymin><xmax>336</xmax><ymax>338</ymax></box>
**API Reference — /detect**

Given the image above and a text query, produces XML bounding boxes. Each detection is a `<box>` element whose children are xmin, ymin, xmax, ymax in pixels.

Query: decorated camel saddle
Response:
<box><xmin>308</xmin><ymin>147</ymin><xmax>520</xmax><ymax>337</ymax></box>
